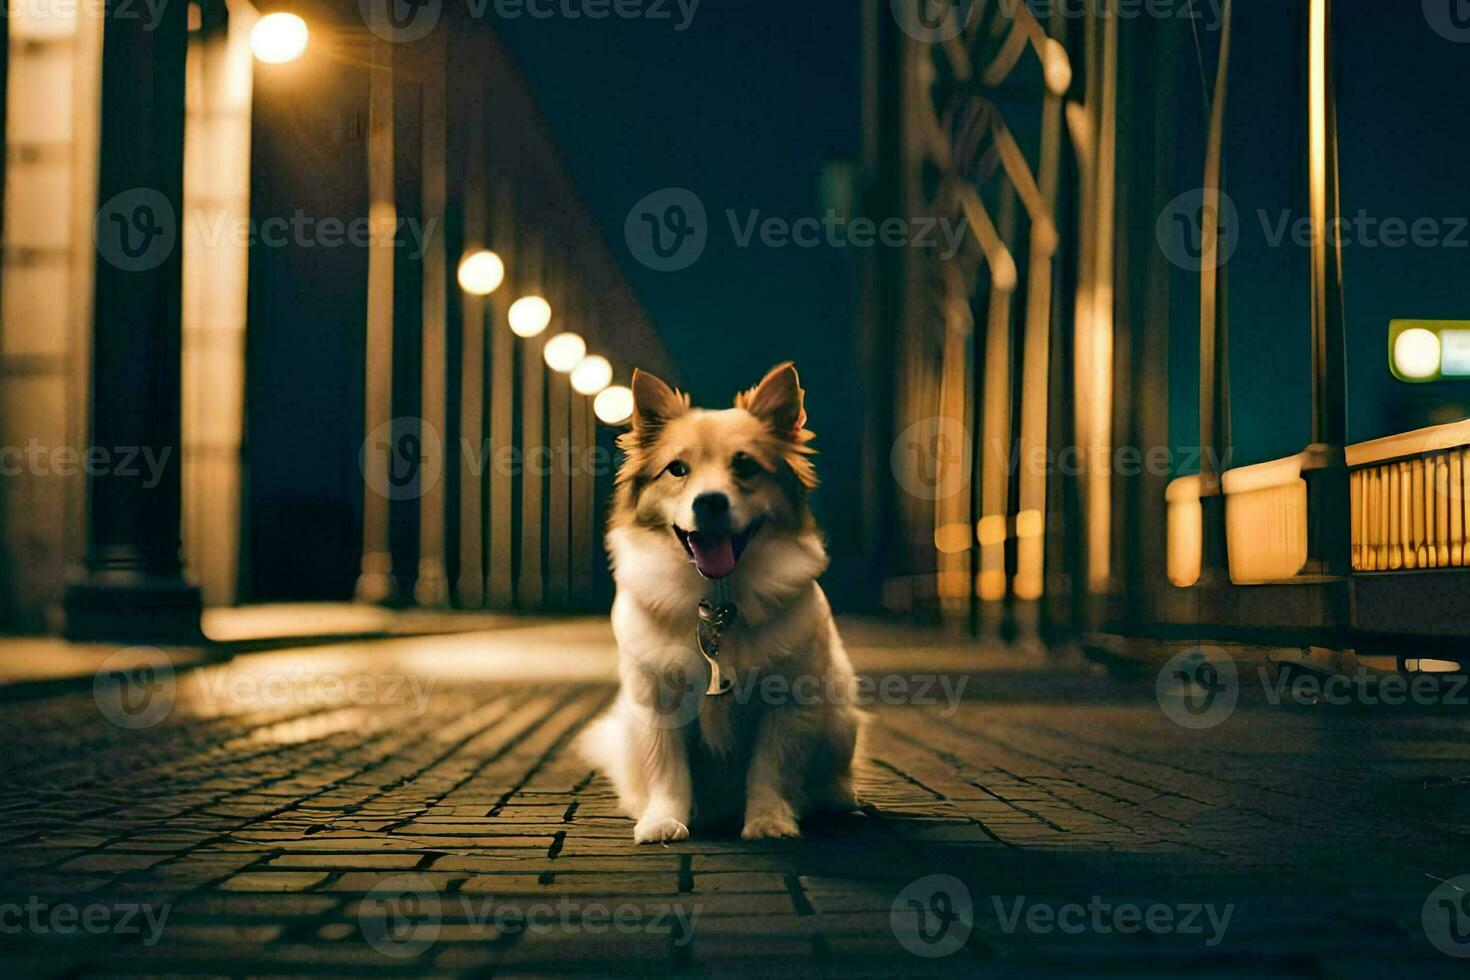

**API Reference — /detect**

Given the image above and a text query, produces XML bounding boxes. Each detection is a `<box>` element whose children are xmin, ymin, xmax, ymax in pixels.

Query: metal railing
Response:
<box><xmin>1348</xmin><ymin>422</ymin><xmax>1470</xmax><ymax>572</ymax></box>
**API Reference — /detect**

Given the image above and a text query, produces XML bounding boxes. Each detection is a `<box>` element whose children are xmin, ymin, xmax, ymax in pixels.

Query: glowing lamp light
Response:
<box><xmin>570</xmin><ymin>354</ymin><xmax>613</xmax><ymax>395</ymax></box>
<box><xmin>250</xmin><ymin>13</ymin><xmax>308</xmax><ymax>64</ymax></box>
<box><xmin>976</xmin><ymin>515</ymin><xmax>1008</xmax><ymax>547</ymax></box>
<box><xmin>1393</xmin><ymin>327</ymin><xmax>1441</xmax><ymax>380</ymax></box>
<box><xmin>543</xmin><ymin>333</ymin><xmax>587</xmax><ymax>373</ymax></box>
<box><xmin>594</xmin><ymin>385</ymin><xmax>634</xmax><ymax>425</ymax></box>
<box><xmin>508</xmin><ymin>296</ymin><xmax>551</xmax><ymax>338</ymax></box>
<box><xmin>933</xmin><ymin>523</ymin><xmax>972</xmax><ymax>555</ymax></box>
<box><xmin>1408</xmin><ymin>659</ymin><xmax>1462</xmax><ymax>673</ymax></box>
<box><xmin>1042</xmin><ymin>39</ymin><xmax>1072</xmax><ymax>95</ymax></box>
<box><xmin>456</xmin><ymin>250</ymin><xmax>504</xmax><ymax>296</ymax></box>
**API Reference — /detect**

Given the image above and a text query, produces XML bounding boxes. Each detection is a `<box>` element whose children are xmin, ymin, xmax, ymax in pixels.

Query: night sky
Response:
<box><xmin>492</xmin><ymin>3</ymin><xmax>861</xmax><ymax>395</ymax></box>
<box><xmin>499</xmin><ymin>1</ymin><xmax>1470</xmax><ymax>466</ymax></box>
<box><xmin>494</xmin><ymin>2</ymin><xmax>868</xmax><ymax>584</ymax></box>
<box><xmin>496</xmin><ymin>1</ymin><xmax>1469</xmax><ymax>495</ymax></box>
<box><xmin>1164</xmin><ymin>1</ymin><xmax>1470</xmax><ymax>467</ymax></box>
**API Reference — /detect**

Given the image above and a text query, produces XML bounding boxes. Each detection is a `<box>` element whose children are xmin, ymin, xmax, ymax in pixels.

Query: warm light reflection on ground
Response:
<box><xmin>0</xmin><ymin>619</ymin><xmax>1466</xmax><ymax>973</ymax></box>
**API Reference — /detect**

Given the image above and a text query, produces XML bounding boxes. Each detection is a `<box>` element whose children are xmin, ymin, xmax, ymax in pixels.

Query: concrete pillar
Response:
<box><xmin>455</xmin><ymin>79</ymin><xmax>488</xmax><ymax>609</ymax></box>
<box><xmin>63</xmin><ymin>0</ymin><xmax>201</xmax><ymax>643</ymax></box>
<box><xmin>544</xmin><ymin>269</ymin><xmax>572</xmax><ymax>610</ymax></box>
<box><xmin>570</xmin><ymin>369</ymin><xmax>595</xmax><ymax>607</ymax></box>
<box><xmin>517</xmin><ymin>273</ymin><xmax>546</xmax><ymax>611</ymax></box>
<box><xmin>486</xmin><ymin>187</ymin><xmax>516</xmax><ymax>609</ymax></box>
<box><xmin>181</xmin><ymin>0</ymin><xmax>256</xmax><ymax>608</ymax></box>
<box><xmin>355</xmin><ymin>38</ymin><xmax>399</xmax><ymax>604</ymax></box>
<box><xmin>415</xmin><ymin>37</ymin><xmax>450</xmax><ymax>607</ymax></box>
<box><xmin>0</xmin><ymin>0</ymin><xmax>102</xmax><ymax>631</ymax></box>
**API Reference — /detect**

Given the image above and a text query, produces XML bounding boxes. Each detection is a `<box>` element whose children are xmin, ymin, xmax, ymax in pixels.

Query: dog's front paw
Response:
<box><xmin>634</xmin><ymin>815</ymin><xmax>690</xmax><ymax>844</ymax></box>
<box><xmin>741</xmin><ymin>812</ymin><xmax>801</xmax><ymax>840</ymax></box>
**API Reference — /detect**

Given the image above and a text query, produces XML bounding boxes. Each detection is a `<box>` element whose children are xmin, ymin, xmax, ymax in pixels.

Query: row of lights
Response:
<box><xmin>458</xmin><ymin>249</ymin><xmax>634</xmax><ymax>425</ymax></box>
<box><xmin>249</xmin><ymin>16</ymin><xmax>635</xmax><ymax>425</ymax></box>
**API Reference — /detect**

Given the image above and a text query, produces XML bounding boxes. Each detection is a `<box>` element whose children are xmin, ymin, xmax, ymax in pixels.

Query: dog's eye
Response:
<box><xmin>664</xmin><ymin>459</ymin><xmax>690</xmax><ymax>478</ymax></box>
<box><xmin>731</xmin><ymin>452</ymin><xmax>762</xmax><ymax>481</ymax></box>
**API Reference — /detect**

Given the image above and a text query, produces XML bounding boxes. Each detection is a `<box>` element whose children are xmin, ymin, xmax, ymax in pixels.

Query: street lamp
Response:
<box><xmin>508</xmin><ymin>296</ymin><xmax>551</xmax><ymax>338</ymax></box>
<box><xmin>594</xmin><ymin>385</ymin><xmax>634</xmax><ymax>425</ymax></box>
<box><xmin>456</xmin><ymin>250</ymin><xmax>504</xmax><ymax>295</ymax></box>
<box><xmin>570</xmin><ymin>354</ymin><xmax>612</xmax><ymax>395</ymax></box>
<box><xmin>543</xmin><ymin>332</ymin><xmax>586</xmax><ymax>373</ymax></box>
<box><xmin>250</xmin><ymin>13</ymin><xmax>309</xmax><ymax>64</ymax></box>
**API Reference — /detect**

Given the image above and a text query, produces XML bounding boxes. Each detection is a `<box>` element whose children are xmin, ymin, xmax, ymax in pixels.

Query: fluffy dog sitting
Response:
<box><xmin>579</xmin><ymin>363</ymin><xmax>861</xmax><ymax>842</ymax></box>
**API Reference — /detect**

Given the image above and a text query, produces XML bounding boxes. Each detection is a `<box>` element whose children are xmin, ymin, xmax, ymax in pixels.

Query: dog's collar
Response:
<box><xmin>703</xmin><ymin>576</ymin><xmax>733</xmax><ymax>606</ymax></box>
<box><xmin>695</xmin><ymin>577</ymin><xmax>736</xmax><ymax>696</ymax></box>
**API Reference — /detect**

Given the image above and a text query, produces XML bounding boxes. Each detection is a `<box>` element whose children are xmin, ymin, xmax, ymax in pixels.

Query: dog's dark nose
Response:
<box><xmin>693</xmin><ymin>492</ymin><xmax>730</xmax><ymax>527</ymax></box>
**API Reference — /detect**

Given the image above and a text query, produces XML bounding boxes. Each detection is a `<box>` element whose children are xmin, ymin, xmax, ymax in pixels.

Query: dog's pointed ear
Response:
<box><xmin>630</xmin><ymin>368</ymin><xmax>686</xmax><ymax>435</ymax></box>
<box><xmin>738</xmin><ymin>362</ymin><xmax>806</xmax><ymax>436</ymax></box>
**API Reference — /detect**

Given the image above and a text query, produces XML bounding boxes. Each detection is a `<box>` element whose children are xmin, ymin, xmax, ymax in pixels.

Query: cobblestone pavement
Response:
<box><xmin>2</xmin><ymin>620</ymin><xmax>1469</xmax><ymax>976</ymax></box>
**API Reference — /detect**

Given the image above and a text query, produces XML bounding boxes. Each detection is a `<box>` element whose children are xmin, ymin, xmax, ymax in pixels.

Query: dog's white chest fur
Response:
<box><xmin>581</xmin><ymin>527</ymin><xmax>862</xmax><ymax>842</ymax></box>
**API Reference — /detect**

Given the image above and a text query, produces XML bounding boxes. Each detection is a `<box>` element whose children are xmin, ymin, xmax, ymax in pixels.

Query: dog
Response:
<box><xmin>579</xmin><ymin>362</ymin><xmax>862</xmax><ymax>843</ymax></box>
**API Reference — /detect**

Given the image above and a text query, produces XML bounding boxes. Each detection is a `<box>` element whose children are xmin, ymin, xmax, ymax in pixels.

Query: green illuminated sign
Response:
<box><xmin>1388</xmin><ymin>319</ymin><xmax>1470</xmax><ymax>383</ymax></box>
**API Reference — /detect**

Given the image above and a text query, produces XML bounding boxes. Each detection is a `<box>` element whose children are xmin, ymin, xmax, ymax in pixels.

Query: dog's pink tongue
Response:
<box><xmin>689</xmin><ymin>535</ymin><xmax>737</xmax><ymax>578</ymax></box>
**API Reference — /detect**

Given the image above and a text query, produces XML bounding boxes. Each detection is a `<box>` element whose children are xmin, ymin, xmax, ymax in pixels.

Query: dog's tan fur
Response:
<box><xmin>579</xmin><ymin>363</ymin><xmax>861</xmax><ymax>842</ymax></box>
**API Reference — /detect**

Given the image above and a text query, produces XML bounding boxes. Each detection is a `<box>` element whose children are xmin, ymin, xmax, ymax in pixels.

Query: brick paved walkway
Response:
<box><xmin>1</xmin><ymin>620</ymin><xmax>1468</xmax><ymax>976</ymax></box>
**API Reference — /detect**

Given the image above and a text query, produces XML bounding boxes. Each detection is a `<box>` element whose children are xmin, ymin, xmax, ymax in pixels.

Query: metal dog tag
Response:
<box><xmin>696</xmin><ymin>598</ymin><xmax>736</xmax><ymax>696</ymax></box>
